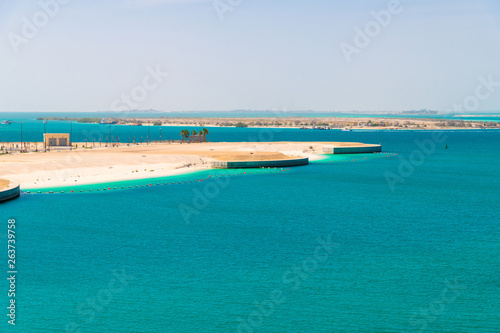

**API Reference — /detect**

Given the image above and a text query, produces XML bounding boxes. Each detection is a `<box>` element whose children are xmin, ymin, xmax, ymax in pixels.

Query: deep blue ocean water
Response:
<box><xmin>1</xmin><ymin>125</ymin><xmax>499</xmax><ymax>332</ymax></box>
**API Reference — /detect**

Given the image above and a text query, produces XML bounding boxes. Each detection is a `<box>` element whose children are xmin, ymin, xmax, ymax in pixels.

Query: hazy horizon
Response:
<box><xmin>2</xmin><ymin>0</ymin><xmax>500</xmax><ymax>112</ymax></box>
<box><xmin>1</xmin><ymin>109</ymin><xmax>500</xmax><ymax>115</ymax></box>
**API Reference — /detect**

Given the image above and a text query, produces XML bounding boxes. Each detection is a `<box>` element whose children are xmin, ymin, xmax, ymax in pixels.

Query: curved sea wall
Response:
<box><xmin>323</xmin><ymin>144</ymin><xmax>382</xmax><ymax>154</ymax></box>
<box><xmin>0</xmin><ymin>181</ymin><xmax>20</xmax><ymax>202</ymax></box>
<box><xmin>212</xmin><ymin>157</ymin><xmax>309</xmax><ymax>169</ymax></box>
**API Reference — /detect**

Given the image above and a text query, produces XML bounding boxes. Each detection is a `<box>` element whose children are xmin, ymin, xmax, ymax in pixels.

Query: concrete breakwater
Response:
<box><xmin>212</xmin><ymin>157</ymin><xmax>309</xmax><ymax>169</ymax></box>
<box><xmin>322</xmin><ymin>144</ymin><xmax>382</xmax><ymax>154</ymax></box>
<box><xmin>0</xmin><ymin>180</ymin><xmax>20</xmax><ymax>202</ymax></box>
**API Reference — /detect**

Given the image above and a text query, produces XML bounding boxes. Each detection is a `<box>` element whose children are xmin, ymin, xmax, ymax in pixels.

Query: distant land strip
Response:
<box><xmin>33</xmin><ymin>116</ymin><xmax>500</xmax><ymax>130</ymax></box>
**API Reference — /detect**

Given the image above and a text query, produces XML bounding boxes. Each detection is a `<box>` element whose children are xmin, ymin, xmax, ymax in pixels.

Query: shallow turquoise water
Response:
<box><xmin>1</xmin><ymin>129</ymin><xmax>499</xmax><ymax>332</ymax></box>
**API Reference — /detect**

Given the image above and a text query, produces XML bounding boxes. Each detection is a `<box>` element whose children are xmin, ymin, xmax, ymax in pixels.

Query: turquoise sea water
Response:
<box><xmin>1</xmin><ymin>128</ymin><xmax>499</xmax><ymax>332</ymax></box>
<box><xmin>0</xmin><ymin>112</ymin><xmax>499</xmax><ymax>145</ymax></box>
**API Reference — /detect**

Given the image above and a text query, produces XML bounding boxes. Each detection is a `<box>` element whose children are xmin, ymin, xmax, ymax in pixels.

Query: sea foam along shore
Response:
<box><xmin>0</xmin><ymin>142</ymin><xmax>345</xmax><ymax>189</ymax></box>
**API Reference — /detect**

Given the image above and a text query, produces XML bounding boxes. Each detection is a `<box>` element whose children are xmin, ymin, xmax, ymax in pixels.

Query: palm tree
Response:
<box><xmin>179</xmin><ymin>130</ymin><xmax>184</xmax><ymax>142</ymax></box>
<box><xmin>202</xmin><ymin>128</ymin><xmax>209</xmax><ymax>142</ymax></box>
<box><xmin>183</xmin><ymin>130</ymin><xmax>190</xmax><ymax>142</ymax></box>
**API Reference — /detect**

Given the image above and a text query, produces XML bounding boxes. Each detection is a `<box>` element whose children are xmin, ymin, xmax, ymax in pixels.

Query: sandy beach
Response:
<box><xmin>0</xmin><ymin>179</ymin><xmax>10</xmax><ymax>190</ymax></box>
<box><xmin>0</xmin><ymin>141</ymin><xmax>369</xmax><ymax>189</ymax></box>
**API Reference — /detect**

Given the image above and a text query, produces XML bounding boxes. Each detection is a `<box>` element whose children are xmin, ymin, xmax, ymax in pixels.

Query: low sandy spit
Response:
<box><xmin>0</xmin><ymin>142</ymin><xmax>360</xmax><ymax>189</ymax></box>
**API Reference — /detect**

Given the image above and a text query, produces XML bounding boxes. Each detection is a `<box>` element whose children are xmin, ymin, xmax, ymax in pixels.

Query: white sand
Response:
<box><xmin>0</xmin><ymin>141</ymin><xmax>373</xmax><ymax>189</ymax></box>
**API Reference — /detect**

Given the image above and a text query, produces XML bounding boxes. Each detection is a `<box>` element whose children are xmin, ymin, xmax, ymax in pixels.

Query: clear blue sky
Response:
<box><xmin>1</xmin><ymin>0</ymin><xmax>500</xmax><ymax>112</ymax></box>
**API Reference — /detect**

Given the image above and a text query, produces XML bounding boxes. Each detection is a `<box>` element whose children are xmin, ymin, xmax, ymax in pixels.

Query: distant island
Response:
<box><xmin>36</xmin><ymin>117</ymin><xmax>102</xmax><ymax>123</ymax></box>
<box><xmin>400</xmin><ymin>109</ymin><xmax>439</xmax><ymax>115</ymax></box>
<box><xmin>35</xmin><ymin>115</ymin><xmax>500</xmax><ymax>130</ymax></box>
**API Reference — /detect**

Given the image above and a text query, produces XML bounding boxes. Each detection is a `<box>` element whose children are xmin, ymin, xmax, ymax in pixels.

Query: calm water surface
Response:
<box><xmin>1</xmin><ymin>128</ymin><xmax>499</xmax><ymax>332</ymax></box>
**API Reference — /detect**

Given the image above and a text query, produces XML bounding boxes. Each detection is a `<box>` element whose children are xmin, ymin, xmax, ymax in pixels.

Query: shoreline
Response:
<box><xmin>1</xmin><ymin>142</ymin><xmax>340</xmax><ymax>190</ymax></box>
<box><xmin>22</xmin><ymin>165</ymin><xmax>209</xmax><ymax>190</ymax></box>
<box><xmin>116</xmin><ymin>124</ymin><xmax>500</xmax><ymax>130</ymax></box>
<box><xmin>97</xmin><ymin>122</ymin><xmax>500</xmax><ymax>130</ymax></box>
<box><xmin>23</xmin><ymin>167</ymin><xmax>210</xmax><ymax>192</ymax></box>
<box><xmin>456</xmin><ymin>114</ymin><xmax>500</xmax><ymax>118</ymax></box>
<box><xmin>25</xmin><ymin>114</ymin><xmax>500</xmax><ymax>131</ymax></box>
